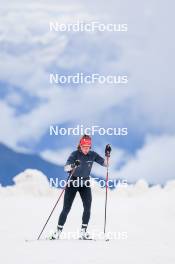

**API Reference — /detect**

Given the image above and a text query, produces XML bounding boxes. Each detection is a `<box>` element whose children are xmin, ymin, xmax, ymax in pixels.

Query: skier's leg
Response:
<box><xmin>79</xmin><ymin>185</ymin><xmax>92</xmax><ymax>227</ymax></box>
<box><xmin>78</xmin><ymin>185</ymin><xmax>92</xmax><ymax>239</ymax></box>
<box><xmin>58</xmin><ymin>185</ymin><xmax>77</xmax><ymax>228</ymax></box>
<box><xmin>49</xmin><ymin>184</ymin><xmax>77</xmax><ymax>240</ymax></box>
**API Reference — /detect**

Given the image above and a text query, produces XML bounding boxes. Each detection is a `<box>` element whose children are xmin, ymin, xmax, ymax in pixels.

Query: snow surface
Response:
<box><xmin>0</xmin><ymin>169</ymin><xmax>175</xmax><ymax>264</ymax></box>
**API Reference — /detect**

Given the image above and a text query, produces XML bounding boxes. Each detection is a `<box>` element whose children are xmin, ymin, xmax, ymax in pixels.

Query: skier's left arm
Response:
<box><xmin>95</xmin><ymin>144</ymin><xmax>112</xmax><ymax>167</ymax></box>
<box><xmin>94</xmin><ymin>145</ymin><xmax>112</xmax><ymax>167</ymax></box>
<box><xmin>94</xmin><ymin>152</ymin><xmax>106</xmax><ymax>167</ymax></box>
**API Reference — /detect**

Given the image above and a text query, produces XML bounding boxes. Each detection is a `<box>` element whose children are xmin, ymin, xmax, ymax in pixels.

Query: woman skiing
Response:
<box><xmin>51</xmin><ymin>134</ymin><xmax>111</xmax><ymax>240</ymax></box>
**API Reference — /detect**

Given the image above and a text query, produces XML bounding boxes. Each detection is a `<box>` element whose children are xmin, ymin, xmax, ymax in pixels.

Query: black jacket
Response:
<box><xmin>65</xmin><ymin>150</ymin><xmax>105</xmax><ymax>178</ymax></box>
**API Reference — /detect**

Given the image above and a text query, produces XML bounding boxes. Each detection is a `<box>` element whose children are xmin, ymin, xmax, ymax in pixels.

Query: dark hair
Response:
<box><xmin>77</xmin><ymin>134</ymin><xmax>91</xmax><ymax>150</ymax></box>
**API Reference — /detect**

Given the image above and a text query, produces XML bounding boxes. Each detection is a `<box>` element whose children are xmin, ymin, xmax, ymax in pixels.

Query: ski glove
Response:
<box><xmin>105</xmin><ymin>144</ymin><xmax>112</xmax><ymax>157</ymax></box>
<box><xmin>64</xmin><ymin>160</ymin><xmax>81</xmax><ymax>172</ymax></box>
<box><xmin>71</xmin><ymin>159</ymin><xmax>81</xmax><ymax>168</ymax></box>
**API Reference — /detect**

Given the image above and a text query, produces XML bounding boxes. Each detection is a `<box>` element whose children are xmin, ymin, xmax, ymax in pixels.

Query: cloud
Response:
<box><xmin>0</xmin><ymin>0</ymin><xmax>175</xmax><ymax>185</ymax></box>
<box><xmin>0</xmin><ymin>101</ymin><xmax>25</xmax><ymax>149</ymax></box>
<box><xmin>116</xmin><ymin>135</ymin><xmax>175</xmax><ymax>184</ymax></box>
<box><xmin>41</xmin><ymin>147</ymin><xmax>73</xmax><ymax>166</ymax></box>
<box><xmin>0</xmin><ymin>0</ymin><xmax>131</xmax><ymax>148</ymax></box>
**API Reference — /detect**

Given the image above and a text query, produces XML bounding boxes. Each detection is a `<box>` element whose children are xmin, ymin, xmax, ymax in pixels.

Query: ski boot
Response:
<box><xmin>79</xmin><ymin>224</ymin><xmax>92</xmax><ymax>240</ymax></box>
<box><xmin>49</xmin><ymin>225</ymin><xmax>63</xmax><ymax>240</ymax></box>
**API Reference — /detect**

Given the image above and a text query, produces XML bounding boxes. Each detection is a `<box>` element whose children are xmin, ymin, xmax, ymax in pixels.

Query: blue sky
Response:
<box><xmin>0</xmin><ymin>0</ymin><xmax>175</xmax><ymax>184</ymax></box>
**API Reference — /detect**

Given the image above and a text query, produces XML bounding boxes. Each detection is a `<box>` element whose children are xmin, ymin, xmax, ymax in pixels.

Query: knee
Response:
<box><xmin>62</xmin><ymin>205</ymin><xmax>71</xmax><ymax>215</ymax></box>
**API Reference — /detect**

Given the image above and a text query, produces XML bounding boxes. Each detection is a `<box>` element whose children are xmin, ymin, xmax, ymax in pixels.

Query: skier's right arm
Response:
<box><xmin>64</xmin><ymin>152</ymin><xmax>80</xmax><ymax>172</ymax></box>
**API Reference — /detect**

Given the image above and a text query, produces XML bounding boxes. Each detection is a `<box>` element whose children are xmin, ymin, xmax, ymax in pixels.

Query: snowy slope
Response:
<box><xmin>0</xmin><ymin>170</ymin><xmax>175</xmax><ymax>264</ymax></box>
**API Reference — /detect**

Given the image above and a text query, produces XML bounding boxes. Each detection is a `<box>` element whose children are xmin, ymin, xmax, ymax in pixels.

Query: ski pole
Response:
<box><xmin>37</xmin><ymin>166</ymin><xmax>77</xmax><ymax>240</ymax></box>
<box><xmin>104</xmin><ymin>155</ymin><xmax>109</xmax><ymax>235</ymax></box>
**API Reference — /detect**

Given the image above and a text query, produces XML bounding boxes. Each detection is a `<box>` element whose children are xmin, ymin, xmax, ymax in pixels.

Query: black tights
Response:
<box><xmin>58</xmin><ymin>184</ymin><xmax>92</xmax><ymax>227</ymax></box>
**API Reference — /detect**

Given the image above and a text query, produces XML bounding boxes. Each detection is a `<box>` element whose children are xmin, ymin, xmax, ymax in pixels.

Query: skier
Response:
<box><xmin>51</xmin><ymin>134</ymin><xmax>111</xmax><ymax>240</ymax></box>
